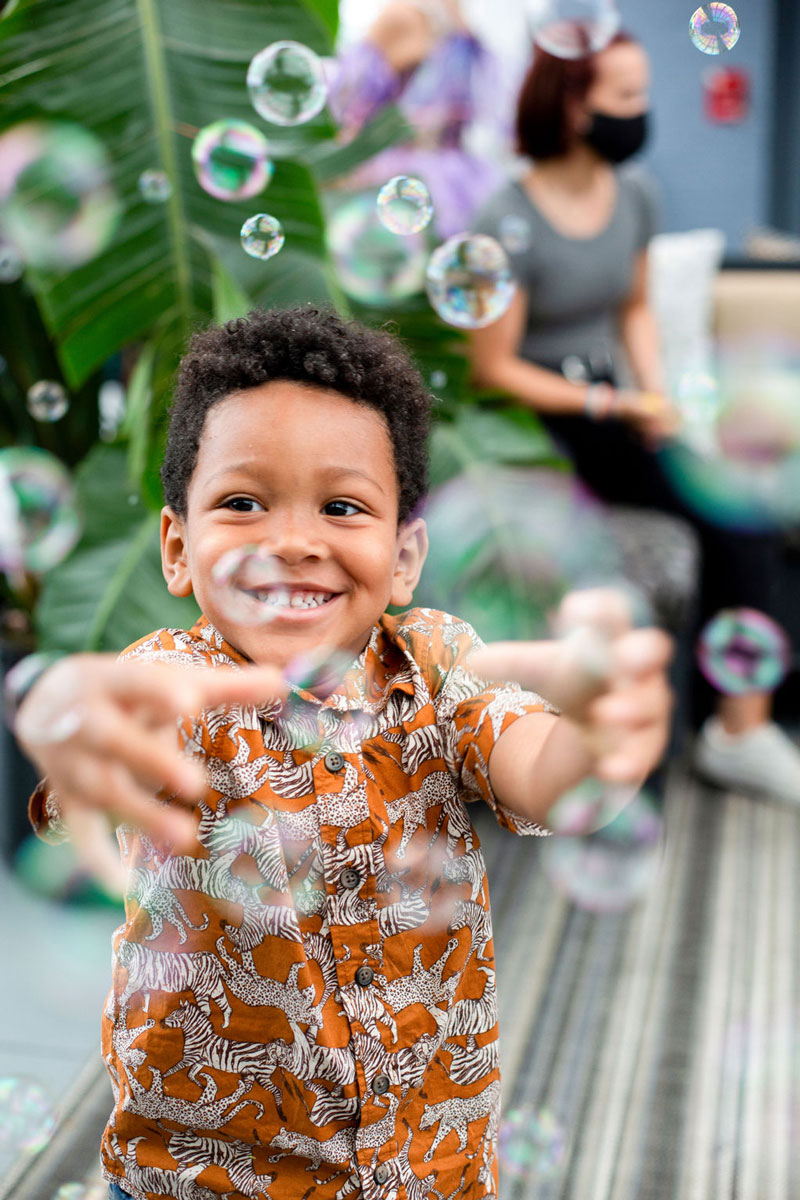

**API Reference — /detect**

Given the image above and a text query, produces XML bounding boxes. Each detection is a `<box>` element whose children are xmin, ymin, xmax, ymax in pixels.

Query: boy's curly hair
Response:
<box><xmin>161</xmin><ymin>306</ymin><xmax>431</xmax><ymax>523</ymax></box>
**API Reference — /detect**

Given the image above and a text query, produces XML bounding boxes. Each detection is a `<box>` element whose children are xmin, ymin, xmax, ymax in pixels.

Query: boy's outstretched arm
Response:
<box><xmin>472</xmin><ymin>597</ymin><xmax>674</xmax><ymax>827</ymax></box>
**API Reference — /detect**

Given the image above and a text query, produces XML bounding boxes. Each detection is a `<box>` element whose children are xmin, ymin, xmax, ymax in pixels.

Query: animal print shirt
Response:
<box><xmin>29</xmin><ymin>608</ymin><xmax>556</xmax><ymax>1200</ymax></box>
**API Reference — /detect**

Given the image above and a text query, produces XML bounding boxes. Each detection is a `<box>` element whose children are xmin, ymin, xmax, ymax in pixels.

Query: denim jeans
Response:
<box><xmin>108</xmin><ymin>1185</ymin><xmax>133</xmax><ymax>1200</ymax></box>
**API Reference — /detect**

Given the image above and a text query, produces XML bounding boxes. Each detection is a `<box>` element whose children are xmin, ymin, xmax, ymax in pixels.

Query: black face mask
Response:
<box><xmin>584</xmin><ymin>110</ymin><xmax>649</xmax><ymax>164</ymax></box>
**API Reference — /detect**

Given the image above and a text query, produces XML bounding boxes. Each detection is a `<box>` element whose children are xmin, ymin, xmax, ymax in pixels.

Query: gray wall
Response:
<box><xmin>617</xmin><ymin>0</ymin><xmax>776</xmax><ymax>251</ymax></box>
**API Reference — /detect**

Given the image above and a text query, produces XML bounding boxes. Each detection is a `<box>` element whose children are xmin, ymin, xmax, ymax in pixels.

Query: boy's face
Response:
<box><xmin>161</xmin><ymin>382</ymin><xmax>427</xmax><ymax>669</ymax></box>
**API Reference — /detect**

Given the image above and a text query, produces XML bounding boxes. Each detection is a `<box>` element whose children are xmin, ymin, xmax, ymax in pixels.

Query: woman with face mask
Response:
<box><xmin>469</xmin><ymin>33</ymin><xmax>800</xmax><ymax>806</ymax></box>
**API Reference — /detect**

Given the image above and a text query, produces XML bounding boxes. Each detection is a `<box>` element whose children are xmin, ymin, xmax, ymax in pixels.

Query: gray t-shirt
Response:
<box><xmin>473</xmin><ymin>166</ymin><xmax>658</xmax><ymax>376</ymax></box>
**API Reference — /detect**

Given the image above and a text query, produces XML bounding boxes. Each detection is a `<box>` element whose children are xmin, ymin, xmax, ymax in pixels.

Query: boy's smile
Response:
<box><xmin>161</xmin><ymin>382</ymin><xmax>427</xmax><ymax>669</ymax></box>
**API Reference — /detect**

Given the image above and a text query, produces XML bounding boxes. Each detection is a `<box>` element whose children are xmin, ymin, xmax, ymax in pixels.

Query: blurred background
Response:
<box><xmin>3</xmin><ymin>0</ymin><xmax>800</xmax><ymax>1197</ymax></box>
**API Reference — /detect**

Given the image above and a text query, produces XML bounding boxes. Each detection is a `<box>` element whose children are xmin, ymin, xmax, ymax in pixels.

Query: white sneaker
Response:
<box><xmin>693</xmin><ymin>717</ymin><xmax>800</xmax><ymax>806</ymax></box>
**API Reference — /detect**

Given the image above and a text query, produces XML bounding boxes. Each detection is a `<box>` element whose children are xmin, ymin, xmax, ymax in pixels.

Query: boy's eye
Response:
<box><xmin>324</xmin><ymin>500</ymin><xmax>361</xmax><ymax>517</ymax></box>
<box><xmin>226</xmin><ymin>497</ymin><xmax>264</xmax><ymax>513</ymax></box>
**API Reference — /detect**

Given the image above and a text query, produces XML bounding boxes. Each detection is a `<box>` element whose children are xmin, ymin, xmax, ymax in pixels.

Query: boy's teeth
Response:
<box><xmin>262</xmin><ymin>589</ymin><xmax>332</xmax><ymax>609</ymax></box>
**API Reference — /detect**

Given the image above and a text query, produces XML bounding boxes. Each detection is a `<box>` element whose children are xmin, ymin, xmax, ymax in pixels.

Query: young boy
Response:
<box><xmin>20</xmin><ymin>307</ymin><xmax>671</xmax><ymax>1200</ymax></box>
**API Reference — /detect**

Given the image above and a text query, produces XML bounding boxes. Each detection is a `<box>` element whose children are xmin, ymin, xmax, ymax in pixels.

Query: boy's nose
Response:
<box><xmin>266</xmin><ymin>515</ymin><xmax>326</xmax><ymax>563</ymax></box>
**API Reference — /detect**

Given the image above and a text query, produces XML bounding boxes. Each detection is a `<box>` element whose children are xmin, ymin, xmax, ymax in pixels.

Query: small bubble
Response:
<box><xmin>240</xmin><ymin>213</ymin><xmax>285</xmax><ymax>260</ymax></box>
<box><xmin>697</xmin><ymin>608</ymin><xmax>791</xmax><ymax>695</ymax></box>
<box><xmin>498</xmin><ymin>213</ymin><xmax>532</xmax><ymax>254</ymax></box>
<box><xmin>138</xmin><ymin>168</ymin><xmax>172</xmax><ymax>203</ymax></box>
<box><xmin>690</xmin><ymin>3</ymin><xmax>741</xmax><ymax>54</ymax></box>
<box><xmin>0</xmin><ymin>243</ymin><xmax>24</xmax><ymax>282</ymax></box>
<box><xmin>26</xmin><ymin>380</ymin><xmax>69</xmax><ymax>423</ymax></box>
<box><xmin>52</xmin><ymin>1184</ymin><xmax>106</xmax><ymax>1200</ymax></box>
<box><xmin>247</xmin><ymin>41</ymin><xmax>328</xmax><ymax>127</ymax></box>
<box><xmin>210</xmin><ymin>544</ymin><xmax>285</xmax><ymax>626</ymax></box>
<box><xmin>191</xmin><ymin>120</ymin><xmax>273</xmax><ymax>202</ymax></box>
<box><xmin>0</xmin><ymin>1077</ymin><xmax>57</xmax><ymax>1154</ymax></box>
<box><xmin>561</xmin><ymin>354</ymin><xmax>589</xmax><ymax>383</ymax></box>
<box><xmin>430</xmin><ymin>369</ymin><xmax>447</xmax><ymax>390</ymax></box>
<box><xmin>531</xmin><ymin>0</ymin><xmax>621</xmax><ymax>59</ymax></box>
<box><xmin>498</xmin><ymin>1104</ymin><xmax>568</xmax><ymax>1182</ymax></box>
<box><xmin>0</xmin><ymin>447</ymin><xmax>81</xmax><ymax>575</ymax></box>
<box><xmin>425</xmin><ymin>234</ymin><xmax>515</xmax><ymax>329</ymax></box>
<box><xmin>376</xmin><ymin>176</ymin><xmax>434</xmax><ymax>236</ymax></box>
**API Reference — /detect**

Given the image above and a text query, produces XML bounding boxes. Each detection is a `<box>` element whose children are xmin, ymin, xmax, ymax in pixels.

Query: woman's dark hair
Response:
<box><xmin>161</xmin><ymin>306</ymin><xmax>431</xmax><ymax>523</ymax></box>
<box><xmin>516</xmin><ymin>31</ymin><xmax>637</xmax><ymax>161</ymax></box>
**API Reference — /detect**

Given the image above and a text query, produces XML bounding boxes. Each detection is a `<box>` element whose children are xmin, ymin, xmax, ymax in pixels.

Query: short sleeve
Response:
<box><xmin>623</xmin><ymin>166</ymin><xmax>660</xmax><ymax>250</ymax></box>
<box><xmin>427</xmin><ymin>613</ymin><xmax>558</xmax><ymax>837</ymax></box>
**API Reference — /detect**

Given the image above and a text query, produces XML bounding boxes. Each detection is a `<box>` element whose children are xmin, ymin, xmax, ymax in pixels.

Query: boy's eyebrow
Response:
<box><xmin>204</xmin><ymin>462</ymin><xmax>388</xmax><ymax>493</ymax></box>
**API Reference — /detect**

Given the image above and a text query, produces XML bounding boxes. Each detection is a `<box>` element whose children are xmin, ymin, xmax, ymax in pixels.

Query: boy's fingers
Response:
<box><xmin>469</xmin><ymin>641</ymin><xmax>564</xmax><ymax>694</ymax></box>
<box><xmin>61</xmin><ymin>804</ymin><xmax>127</xmax><ymax>898</ymax></box>
<box><xmin>595</xmin><ymin>725</ymin><xmax>670</xmax><ymax>784</ymax></box>
<box><xmin>79</xmin><ymin>706</ymin><xmax>206</xmax><ymax>802</ymax></box>
<box><xmin>61</xmin><ymin>760</ymin><xmax>198</xmax><ymax>852</ymax></box>
<box><xmin>591</xmin><ymin>677</ymin><xmax>674</xmax><ymax>730</ymax></box>
<box><xmin>108</xmin><ymin>662</ymin><xmax>288</xmax><ymax>718</ymax></box>
<box><xmin>611</xmin><ymin>628</ymin><xmax>674</xmax><ymax>679</ymax></box>
<box><xmin>192</xmin><ymin>665</ymin><xmax>289</xmax><ymax>710</ymax></box>
<box><xmin>553</xmin><ymin>587</ymin><xmax>633</xmax><ymax>639</ymax></box>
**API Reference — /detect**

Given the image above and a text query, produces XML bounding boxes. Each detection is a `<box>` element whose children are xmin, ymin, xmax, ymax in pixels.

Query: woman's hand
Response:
<box><xmin>614</xmin><ymin>389</ymin><xmax>683</xmax><ymax>447</ymax></box>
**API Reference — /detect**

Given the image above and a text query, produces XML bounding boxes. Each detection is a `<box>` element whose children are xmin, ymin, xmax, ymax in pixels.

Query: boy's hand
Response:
<box><xmin>16</xmin><ymin>655</ymin><xmax>288</xmax><ymax>884</ymax></box>
<box><xmin>470</xmin><ymin>589</ymin><xmax>674</xmax><ymax>787</ymax></box>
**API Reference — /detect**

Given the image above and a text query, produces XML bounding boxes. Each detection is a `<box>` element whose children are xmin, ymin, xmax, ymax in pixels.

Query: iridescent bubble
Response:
<box><xmin>0</xmin><ymin>122</ymin><xmax>120</xmax><ymax>272</ymax></box>
<box><xmin>0</xmin><ymin>1077</ymin><xmax>57</xmax><ymax>1154</ymax></box>
<box><xmin>376</xmin><ymin>175</ymin><xmax>434</xmax><ymax>236</ymax></box>
<box><xmin>418</xmin><ymin>466</ymin><xmax>622</xmax><ymax>641</ymax></box>
<box><xmin>0</xmin><ymin>447</ymin><xmax>81</xmax><ymax>575</ymax></box>
<box><xmin>210</xmin><ymin>544</ymin><xmax>287</xmax><ymax>626</ymax></box>
<box><xmin>498</xmin><ymin>1104</ymin><xmax>567</xmax><ymax>1182</ymax></box>
<box><xmin>26</xmin><ymin>380</ymin><xmax>69</xmax><ymax>423</ymax></box>
<box><xmin>429</xmin><ymin>369</ymin><xmax>447</xmax><ymax>390</ymax></box>
<box><xmin>541</xmin><ymin>790</ymin><xmax>664</xmax><ymax>913</ymax></box>
<box><xmin>138</xmin><ymin>168</ymin><xmax>172</xmax><ymax>203</ymax></box>
<box><xmin>240</xmin><ymin>213</ymin><xmax>285</xmax><ymax>260</ymax></box>
<box><xmin>531</xmin><ymin>0</ymin><xmax>621</xmax><ymax>59</ymax></box>
<box><xmin>191</xmin><ymin>120</ymin><xmax>273</xmax><ymax>202</ymax></box>
<box><xmin>328</xmin><ymin>192</ymin><xmax>427</xmax><ymax>305</ymax></box>
<box><xmin>689</xmin><ymin>3</ymin><xmax>741</xmax><ymax>54</ymax></box>
<box><xmin>425</xmin><ymin>234</ymin><xmax>515</xmax><ymax>330</ymax></box>
<box><xmin>247</xmin><ymin>41</ymin><xmax>328</xmax><ymax>127</ymax></box>
<box><xmin>498</xmin><ymin>213</ymin><xmax>532</xmax><ymax>255</ymax></box>
<box><xmin>52</xmin><ymin>1184</ymin><xmax>107</xmax><ymax>1200</ymax></box>
<box><xmin>285</xmin><ymin>644</ymin><xmax>353</xmax><ymax>698</ymax></box>
<box><xmin>0</xmin><ymin>242</ymin><xmax>24</xmax><ymax>282</ymax></box>
<box><xmin>697</xmin><ymin>608</ymin><xmax>791</xmax><ymax>696</ymax></box>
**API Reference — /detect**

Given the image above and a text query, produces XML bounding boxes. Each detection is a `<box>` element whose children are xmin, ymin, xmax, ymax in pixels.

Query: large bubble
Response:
<box><xmin>327</xmin><ymin>192</ymin><xmax>427</xmax><ymax>305</ymax></box>
<box><xmin>376</xmin><ymin>176</ymin><xmax>434</xmax><ymax>236</ymax></box>
<box><xmin>240</xmin><ymin>213</ymin><xmax>285</xmax><ymax>260</ymax></box>
<box><xmin>531</xmin><ymin>0</ymin><xmax>621</xmax><ymax>59</ymax></box>
<box><xmin>540</xmin><ymin>789</ymin><xmax>664</xmax><ymax>913</ymax></box>
<box><xmin>498</xmin><ymin>1104</ymin><xmax>568</xmax><ymax>1183</ymax></box>
<box><xmin>209</xmin><ymin>544</ymin><xmax>288</xmax><ymax>626</ymax></box>
<box><xmin>0</xmin><ymin>1077</ymin><xmax>57</xmax><ymax>1155</ymax></box>
<box><xmin>417</xmin><ymin>466</ymin><xmax>622</xmax><ymax>641</ymax></box>
<box><xmin>0</xmin><ymin>447</ymin><xmax>81</xmax><ymax>575</ymax></box>
<box><xmin>425</xmin><ymin>234</ymin><xmax>515</xmax><ymax>329</ymax></box>
<box><xmin>0</xmin><ymin>121</ymin><xmax>120</xmax><ymax>272</ymax></box>
<box><xmin>26</xmin><ymin>380</ymin><xmax>69</xmax><ymax>423</ymax></box>
<box><xmin>697</xmin><ymin>608</ymin><xmax>791</xmax><ymax>696</ymax></box>
<box><xmin>247</xmin><ymin>41</ymin><xmax>328</xmax><ymax>127</ymax></box>
<box><xmin>191</xmin><ymin>120</ymin><xmax>273</xmax><ymax>202</ymax></box>
<box><xmin>689</xmin><ymin>4</ymin><xmax>741</xmax><ymax>54</ymax></box>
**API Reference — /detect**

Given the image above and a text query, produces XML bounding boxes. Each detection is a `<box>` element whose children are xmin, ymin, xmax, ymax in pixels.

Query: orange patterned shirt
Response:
<box><xmin>30</xmin><ymin>608</ymin><xmax>554</xmax><ymax>1200</ymax></box>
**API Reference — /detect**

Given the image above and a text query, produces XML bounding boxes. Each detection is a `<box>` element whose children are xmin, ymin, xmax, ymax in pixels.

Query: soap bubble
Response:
<box><xmin>0</xmin><ymin>1077</ymin><xmax>57</xmax><ymax>1154</ymax></box>
<box><xmin>26</xmin><ymin>380</ymin><xmax>69</xmax><ymax>423</ymax></box>
<box><xmin>531</xmin><ymin>0</ymin><xmax>621</xmax><ymax>59</ymax></box>
<box><xmin>247</xmin><ymin>41</ymin><xmax>328</xmax><ymax>127</ymax></box>
<box><xmin>546</xmin><ymin>778</ymin><xmax>647</xmax><ymax>836</ymax></box>
<box><xmin>210</xmin><ymin>544</ymin><xmax>287</xmax><ymax>626</ymax></box>
<box><xmin>191</xmin><ymin>120</ymin><xmax>273</xmax><ymax>202</ymax></box>
<box><xmin>498</xmin><ymin>1104</ymin><xmax>567</xmax><ymax>1182</ymax></box>
<box><xmin>425</xmin><ymin>234</ymin><xmax>515</xmax><ymax>329</ymax></box>
<box><xmin>498</xmin><ymin>213</ymin><xmax>532</xmax><ymax>255</ymax></box>
<box><xmin>52</xmin><ymin>1183</ymin><xmax>106</xmax><ymax>1200</ymax></box>
<box><xmin>0</xmin><ymin>121</ymin><xmax>119</xmax><ymax>272</ymax></box>
<box><xmin>418</xmin><ymin>466</ymin><xmax>622</xmax><ymax>641</ymax></box>
<box><xmin>689</xmin><ymin>4</ymin><xmax>740</xmax><ymax>54</ymax></box>
<box><xmin>328</xmin><ymin>192</ymin><xmax>427</xmax><ymax>305</ymax></box>
<box><xmin>138</xmin><ymin>168</ymin><xmax>172</xmax><ymax>203</ymax></box>
<box><xmin>240</xmin><ymin>212</ymin><xmax>285</xmax><ymax>260</ymax></box>
<box><xmin>0</xmin><ymin>447</ymin><xmax>81</xmax><ymax>575</ymax></box>
<box><xmin>697</xmin><ymin>608</ymin><xmax>791</xmax><ymax>696</ymax></box>
<box><xmin>285</xmin><ymin>644</ymin><xmax>354</xmax><ymax>698</ymax></box>
<box><xmin>376</xmin><ymin>176</ymin><xmax>434</xmax><ymax>236</ymax></box>
<box><xmin>541</xmin><ymin>790</ymin><xmax>663</xmax><ymax>912</ymax></box>
<box><xmin>429</xmin><ymin>369</ymin><xmax>448</xmax><ymax>390</ymax></box>
<box><xmin>0</xmin><ymin>242</ymin><xmax>24</xmax><ymax>282</ymax></box>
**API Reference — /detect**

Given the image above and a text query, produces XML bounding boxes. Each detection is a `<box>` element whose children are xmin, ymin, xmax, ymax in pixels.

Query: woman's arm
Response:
<box><xmin>619</xmin><ymin>248</ymin><xmax>664</xmax><ymax>394</ymax></box>
<box><xmin>468</xmin><ymin>289</ymin><xmax>590</xmax><ymax>415</ymax></box>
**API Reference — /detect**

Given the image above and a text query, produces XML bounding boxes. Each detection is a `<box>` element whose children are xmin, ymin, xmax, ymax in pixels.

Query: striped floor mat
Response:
<box><xmin>480</xmin><ymin>770</ymin><xmax>800</xmax><ymax>1200</ymax></box>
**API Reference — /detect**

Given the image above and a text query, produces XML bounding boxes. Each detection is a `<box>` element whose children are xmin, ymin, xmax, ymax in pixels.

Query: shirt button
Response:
<box><xmin>355</xmin><ymin>965</ymin><xmax>374</xmax><ymax>987</ymax></box>
<box><xmin>372</xmin><ymin>1073</ymin><xmax>390</xmax><ymax>1095</ymax></box>
<box><xmin>373</xmin><ymin>1163</ymin><xmax>391</xmax><ymax>1185</ymax></box>
<box><xmin>340</xmin><ymin>867</ymin><xmax>361</xmax><ymax>890</ymax></box>
<box><xmin>323</xmin><ymin>750</ymin><xmax>345</xmax><ymax>772</ymax></box>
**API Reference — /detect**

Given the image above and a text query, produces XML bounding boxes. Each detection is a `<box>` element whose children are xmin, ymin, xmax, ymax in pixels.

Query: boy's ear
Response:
<box><xmin>161</xmin><ymin>507</ymin><xmax>194</xmax><ymax>598</ymax></box>
<box><xmin>390</xmin><ymin>517</ymin><xmax>428</xmax><ymax>608</ymax></box>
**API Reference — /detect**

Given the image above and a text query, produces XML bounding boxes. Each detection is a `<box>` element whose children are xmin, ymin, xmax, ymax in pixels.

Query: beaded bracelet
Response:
<box><xmin>584</xmin><ymin>382</ymin><xmax>616</xmax><ymax>421</ymax></box>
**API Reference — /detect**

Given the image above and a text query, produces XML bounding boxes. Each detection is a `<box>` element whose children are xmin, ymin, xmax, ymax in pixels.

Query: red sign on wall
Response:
<box><xmin>704</xmin><ymin>66</ymin><xmax>751</xmax><ymax>124</ymax></box>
